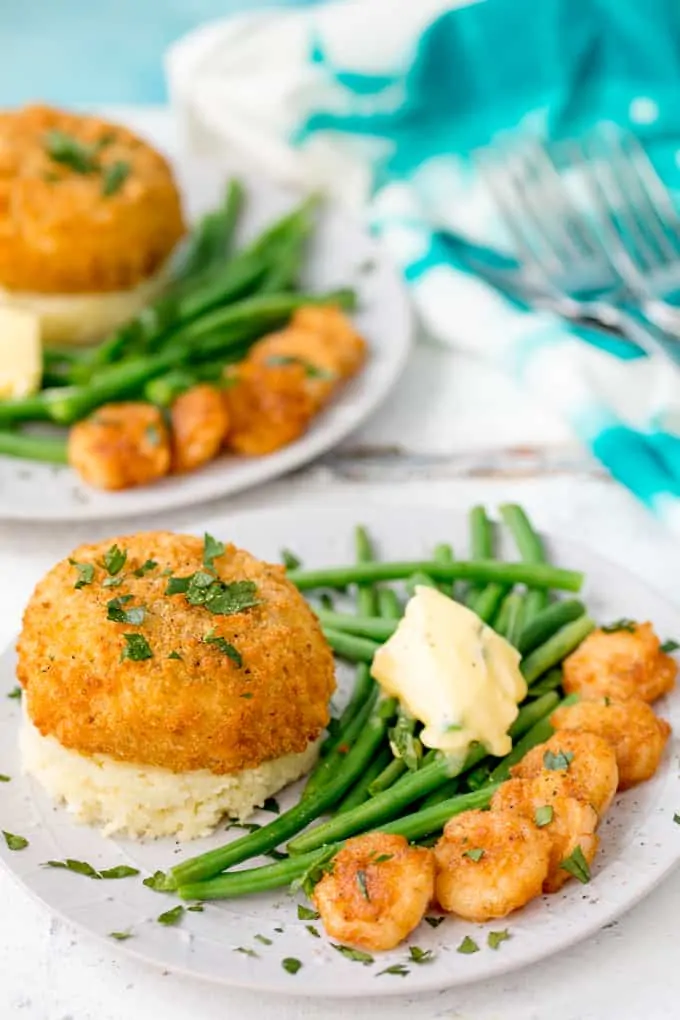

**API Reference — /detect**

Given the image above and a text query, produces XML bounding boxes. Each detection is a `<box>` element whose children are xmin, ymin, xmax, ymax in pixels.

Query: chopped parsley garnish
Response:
<box><xmin>281</xmin><ymin>549</ymin><xmax>301</xmax><ymax>570</ymax></box>
<box><xmin>102</xmin><ymin>160</ymin><xmax>131</xmax><ymax>197</ymax></box>
<box><xmin>457</xmin><ymin>936</ymin><xmax>480</xmax><ymax>955</ymax></box>
<box><xmin>168</xmin><ymin>651</ymin><xmax>182</xmax><ymax>661</ymax></box>
<box><xmin>674</xmin><ymin>813</ymin><xmax>680</xmax><ymax>825</ymax></box>
<box><xmin>424</xmin><ymin>915</ymin><xmax>445</xmax><ymax>928</ymax></box>
<box><xmin>107</xmin><ymin>596</ymin><xmax>146</xmax><ymax>626</ymax></box>
<box><xmin>254</xmin><ymin>934</ymin><xmax>272</xmax><ymax>946</ymax></box>
<box><xmin>226</xmin><ymin>821</ymin><xmax>261</xmax><ymax>834</ymax></box>
<box><xmin>290</xmin><ymin>845</ymin><xmax>336</xmax><ymax>897</ymax></box>
<box><xmin>559</xmin><ymin>845</ymin><xmax>591</xmax><ymax>884</ymax></box>
<box><xmin>143</xmin><ymin>870</ymin><xmax>174</xmax><ymax>891</ymax></box>
<box><xmin>601</xmin><ymin>618</ymin><xmax>636</xmax><ymax>634</ymax></box>
<box><xmin>356</xmin><ymin>869</ymin><xmax>370</xmax><ymax>900</ymax></box>
<box><xmin>487</xmin><ymin>929</ymin><xmax>511</xmax><ymax>950</ymax></box>
<box><xmin>69</xmin><ymin>559</ymin><xmax>94</xmax><ymax>589</ymax></box>
<box><xmin>543</xmin><ymin>749</ymin><xmax>574</xmax><ymax>771</ymax></box>
<box><xmin>102</xmin><ymin>576</ymin><xmax>124</xmax><ymax>588</ymax></box>
<box><xmin>297</xmin><ymin>904</ymin><xmax>319</xmax><ymax>921</ymax></box>
<box><xmin>187</xmin><ymin>904</ymin><xmax>204</xmax><ymax>913</ymax></box>
<box><xmin>44</xmin><ymin>859</ymin><xmax>138</xmax><ymax>880</ymax></box>
<box><xmin>377</xmin><ymin>964</ymin><xmax>409</xmax><ymax>977</ymax></box>
<box><xmin>157</xmin><ymin>905</ymin><xmax>185</xmax><ymax>926</ymax></box>
<box><xmin>203</xmin><ymin>533</ymin><xmax>225</xmax><ymax>570</ymax></box>
<box><xmin>319</xmin><ymin>592</ymin><xmax>334</xmax><ymax>610</ymax></box>
<box><xmin>263</xmin><ymin>797</ymin><xmax>280</xmax><ymax>814</ymax></box>
<box><xmin>0</xmin><ymin>775</ymin><xmax>10</xmax><ymax>783</ymax></box>
<box><xmin>661</xmin><ymin>639</ymin><xmax>680</xmax><ymax>654</ymax></box>
<box><xmin>332</xmin><ymin>944</ymin><xmax>374</xmax><ymax>965</ymax></box>
<box><xmin>109</xmin><ymin>930</ymin><xmax>133</xmax><ymax>941</ymax></box>
<box><xmin>372</xmin><ymin>853</ymin><xmax>393</xmax><ymax>864</ymax></box>
<box><xmin>282</xmin><ymin>957</ymin><xmax>302</xmax><ymax>975</ymax></box>
<box><xmin>409</xmin><ymin>946</ymin><xmax>434</xmax><ymax>964</ymax></box>
<box><xmin>306</xmin><ymin>924</ymin><xmax>320</xmax><ymax>938</ymax></box>
<box><xmin>2</xmin><ymin>831</ymin><xmax>28</xmax><ymax>851</ymax></box>
<box><xmin>133</xmin><ymin>559</ymin><xmax>158</xmax><ymax>577</ymax></box>
<box><xmin>166</xmin><ymin>571</ymin><xmax>261</xmax><ymax>617</ymax></box>
<box><xmin>240</xmin><ymin>692</ymin><xmax>254</xmax><ymax>699</ymax></box>
<box><xmin>234</xmin><ymin>947</ymin><xmax>258</xmax><ymax>958</ymax></box>
<box><xmin>604</xmin><ymin>696</ymin><xmax>611</xmax><ymax>706</ymax></box>
<box><xmin>463</xmin><ymin>847</ymin><xmax>485</xmax><ymax>862</ymax></box>
<box><xmin>103</xmin><ymin>544</ymin><xmax>127</xmax><ymax>576</ymax></box>
<box><xmin>120</xmin><ymin>633</ymin><xmax>153</xmax><ymax>662</ymax></box>
<box><xmin>389</xmin><ymin>715</ymin><xmax>421</xmax><ymax>771</ymax></box>
<box><xmin>265</xmin><ymin>355</ymin><xmax>335</xmax><ymax>380</ymax></box>
<box><xmin>534</xmin><ymin>805</ymin><xmax>554</xmax><ymax>828</ymax></box>
<box><xmin>202</xmin><ymin>631</ymin><xmax>242</xmax><ymax>666</ymax></box>
<box><xmin>44</xmin><ymin>130</ymin><xmax>102</xmax><ymax>174</ymax></box>
<box><xmin>7</xmin><ymin>687</ymin><xmax>21</xmax><ymax>700</ymax></box>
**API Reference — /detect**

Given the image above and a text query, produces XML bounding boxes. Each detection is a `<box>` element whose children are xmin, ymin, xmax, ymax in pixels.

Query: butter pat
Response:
<box><xmin>0</xmin><ymin>305</ymin><xmax>41</xmax><ymax>398</ymax></box>
<box><xmin>371</xmin><ymin>586</ymin><xmax>527</xmax><ymax>758</ymax></box>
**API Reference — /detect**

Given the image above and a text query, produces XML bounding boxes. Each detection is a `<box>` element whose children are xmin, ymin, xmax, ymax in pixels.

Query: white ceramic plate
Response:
<box><xmin>0</xmin><ymin>166</ymin><xmax>412</xmax><ymax>521</ymax></box>
<box><xmin>1</xmin><ymin>504</ymin><xmax>680</xmax><ymax>997</ymax></box>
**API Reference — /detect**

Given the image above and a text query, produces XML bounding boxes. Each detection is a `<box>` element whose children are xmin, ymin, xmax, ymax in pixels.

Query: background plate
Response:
<box><xmin>1</xmin><ymin>504</ymin><xmax>679</xmax><ymax>997</ymax></box>
<box><xmin>0</xmin><ymin>164</ymin><xmax>412</xmax><ymax>521</ymax></box>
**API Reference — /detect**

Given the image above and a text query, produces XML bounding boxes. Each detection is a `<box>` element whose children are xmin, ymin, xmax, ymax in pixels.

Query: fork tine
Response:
<box><xmin>613</xmin><ymin>128</ymin><xmax>680</xmax><ymax>261</ymax></box>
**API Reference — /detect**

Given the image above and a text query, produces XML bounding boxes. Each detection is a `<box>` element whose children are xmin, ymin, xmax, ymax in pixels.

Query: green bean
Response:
<box><xmin>378</xmin><ymin>785</ymin><xmax>499</xmax><ymax>842</ymax></box>
<box><xmin>315</xmin><ymin>609</ymin><xmax>395</xmax><ymax>642</ymax></box>
<box><xmin>368</xmin><ymin>756</ymin><xmax>408</xmax><ymax>795</ymax></box>
<box><xmin>0</xmin><ymin>429</ymin><xmax>68</xmax><ymax>464</ymax></box>
<box><xmin>321</xmin><ymin>628</ymin><xmax>380</xmax><ymax>663</ymax></box>
<box><xmin>405</xmin><ymin>571</ymin><xmax>437</xmax><ymax>596</ymax></box>
<box><xmin>499</xmin><ymin>504</ymin><xmax>549</xmax><ymax>620</ymax></box>
<box><xmin>335</xmin><ymin>747</ymin><xmax>393</xmax><ymax>813</ymax></box>
<box><xmin>494</xmin><ymin>591</ymin><xmax>525</xmax><ymax>643</ymax></box>
<box><xmin>466</xmin><ymin>506</ymin><xmax>493</xmax><ymax>606</ymax></box>
<box><xmin>289</xmin><ymin>560</ymin><xmax>584</xmax><ymax>593</ymax></box>
<box><xmin>487</xmin><ymin>716</ymin><xmax>554</xmax><ymax>783</ymax></box>
<box><xmin>367</xmin><ymin>708</ymin><xmax>419</xmax><ymax>795</ymax></box>
<box><xmin>517</xmin><ymin>599</ymin><xmax>586</xmax><ymax>656</ymax></box>
<box><xmin>528</xmin><ymin>667</ymin><xmax>564</xmax><ymax>698</ymax></box>
<box><xmin>178</xmin><ymin>178</ymin><xmax>245</xmax><ymax>280</ymax></box>
<box><xmin>302</xmin><ymin>686</ymin><xmax>379</xmax><ymax>800</ymax></box>
<box><xmin>377</xmin><ymin>587</ymin><xmax>401</xmax><ymax>620</ymax></box>
<box><xmin>355</xmin><ymin>526</ymin><xmax>378</xmax><ymax>617</ymax></box>
<box><xmin>433</xmin><ymin>542</ymin><xmax>454</xmax><ymax>596</ymax></box>
<box><xmin>472</xmin><ymin>583</ymin><xmax>507</xmax><ymax>624</ymax></box>
<box><xmin>521</xmin><ymin>616</ymin><xmax>595</xmax><ymax>684</ymax></box>
<box><xmin>464</xmin><ymin>762</ymin><xmax>493</xmax><ymax>790</ymax></box>
<box><xmin>419</xmin><ymin>778</ymin><xmax>461</xmax><ymax>810</ymax></box>
<box><xmin>171</xmin><ymin>697</ymin><xmax>397</xmax><ymax>888</ymax></box>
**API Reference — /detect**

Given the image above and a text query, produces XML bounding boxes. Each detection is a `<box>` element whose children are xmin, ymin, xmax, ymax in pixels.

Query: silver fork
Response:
<box><xmin>477</xmin><ymin>128</ymin><xmax>680</xmax><ymax>367</ymax></box>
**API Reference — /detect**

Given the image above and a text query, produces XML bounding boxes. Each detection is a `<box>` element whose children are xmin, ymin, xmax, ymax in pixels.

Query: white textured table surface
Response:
<box><xmin>2</xmin><ymin>110</ymin><xmax>680</xmax><ymax>1020</ymax></box>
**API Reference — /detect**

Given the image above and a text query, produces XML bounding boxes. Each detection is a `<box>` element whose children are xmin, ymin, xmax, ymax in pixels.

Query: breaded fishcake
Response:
<box><xmin>68</xmin><ymin>403</ymin><xmax>171</xmax><ymax>490</ymax></box>
<box><xmin>0</xmin><ymin>104</ymin><xmax>184</xmax><ymax>294</ymax></box>
<box><xmin>17</xmin><ymin>532</ymin><xmax>335</xmax><ymax>774</ymax></box>
<box><xmin>550</xmin><ymin>697</ymin><xmax>671</xmax><ymax>790</ymax></box>
<box><xmin>171</xmin><ymin>384</ymin><xmax>230</xmax><ymax>473</ymax></box>
<box><xmin>223</xmin><ymin>361</ymin><xmax>316</xmax><ymax>455</ymax></box>
<box><xmin>563</xmin><ymin>623</ymin><xmax>677</xmax><ymax>703</ymax></box>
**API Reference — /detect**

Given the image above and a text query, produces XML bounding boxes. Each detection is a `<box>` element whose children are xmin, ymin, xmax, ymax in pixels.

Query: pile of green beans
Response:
<box><xmin>155</xmin><ymin>504</ymin><xmax>599</xmax><ymax>905</ymax></box>
<box><xmin>0</xmin><ymin>182</ymin><xmax>357</xmax><ymax>461</ymax></box>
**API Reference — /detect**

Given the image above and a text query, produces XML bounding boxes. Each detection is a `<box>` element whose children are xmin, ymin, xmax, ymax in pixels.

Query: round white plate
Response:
<box><xmin>1</xmin><ymin>504</ymin><xmax>680</xmax><ymax>997</ymax></box>
<box><xmin>0</xmin><ymin>166</ymin><xmax>412</xmax><ymax>521</ymax></box>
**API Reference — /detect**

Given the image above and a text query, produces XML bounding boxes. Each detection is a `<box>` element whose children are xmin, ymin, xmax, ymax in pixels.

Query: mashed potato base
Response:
<box><xmin>20</xmin><ymin>707</ymin><xmax>319</xmax><ymax>841</ymax></box>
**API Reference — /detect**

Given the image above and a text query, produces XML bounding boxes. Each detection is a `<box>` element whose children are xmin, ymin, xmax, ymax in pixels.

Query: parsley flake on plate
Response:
<box><xmin>120</xmin><ymin>633</ymin><xmax>153</xmax><ymax>662</ymax></box>
<box><xmin>282</xmin><ymin>957</ymin><xmax>302</xmax><ymax>974</ymax></box>
<box><xmin>69</xmin><ymin>559</ymin><xmax>94</xmax><ymax>589</ymax></box>
<box><xmin>102</xmin><ymin>160</ymin><xmax>130</xmax><ymax>197</ymax></box>
<box><xmin>234</xmin><ymin>946</ymin><xmax>258</xmax><ymax>958</ymax></box>
<box><xmin>332</xmin><ymin>944</ymin><xmax>374</xmax><ymax>965</ymax></box>
<box><xmin>281</xmin><ymin>549</ymin><xmax>301</xmax><ymax>570</ymax></box>
<box><xmin>44</xmin><ymin>859</ymin><xmax>138</xmax><ymax>880</ymax></box>
<box><xmin>674</xmin><ymin>813</ymin><xmax>680</xmax><ymax>825</ymax></box>
<box><xmin>306</xmin><ymin>925</ymin><xmax>320</xmax><ymax>938</ymax></box>
<box><xmin>377</xmin><ymin>964</ymin><xmax>409</xmax><ymax>977</ymax></box>
<box><xmin>143</xmin><ymin>870</ymin><xmax>174</xmax><ymax>891</ymax></box>
<box><xmin>534</xmin><ymin>805</ymin><xmax>554</xmax><ymax>828</ymax></box>
<box><xmin>254</xmin><ymin>934</ymin><xmax>273</xmax><ymax>946</ymax></box>
<box><xmin>187</xmin><ymin>904</ymin><xmax>204</xmax><ymax>913</ymax></box>
<box><xmin>487</xmin><ymin>929</ymin><xmax>511</xmax><ymax>950</ymax></box>
<box><xmin>7</xmin><ymin>687</ymin><xmax>21</xmax><ymax>700</ymax></box>
<box><xmin>424</xmin><ymin>915</ymin><xmax>445</xmax><ymax>928</ymax></box>
<box><xmin>0</xmin><ymin>775</ymin><xmax>10</xmax><ymax>783</ymax></box>
<box><xmin>457</xmin><ymin>935</ymin><xmax>479</xmax><ymax>955</ymax></box>
<box><xmin>560</xmin><ymin>845</ymin><xmax>591</xmax><ymax>884</ymax></box>
<box><xmin>409</xmin><ymin>946</ymin><xmax>434</xmax><ymax>964</ymax></box>
<box><xmin>661</xmin><ymin>639</ymin><xmax>680</xmax><ymax>654</ymax></box>
<box><xmin>543</xmin><ymin>749</ymin><xmax>574</xmax><ymax>771</ymax></box>
<box><xmin>158</xmin><ymin>905</ymin><xmax>185</xmax><ymax>926</ymax></box>
<box><xmin>297</xmin><ymin>904</ymin><xmax>319</xmax><ymax>921</ymax></box>
<box><xmin>109</xmin><ymin>930</ymin><xmax>133</xmax><ymax>941</ymax></box>
<box><xmin>2</xmin><ymin>831</ymin><xmax>28</xmax><ymax>851</ymax></box>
